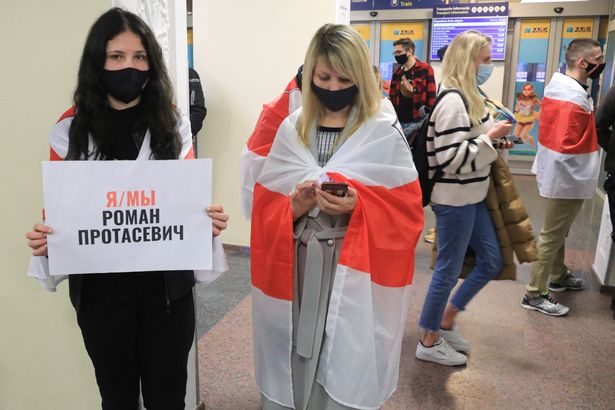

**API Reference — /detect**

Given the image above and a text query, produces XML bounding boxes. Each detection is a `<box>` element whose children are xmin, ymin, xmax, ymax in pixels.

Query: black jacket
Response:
<box><xmin>69</xmin><ymin>271</ymin><xmax>195</xmax><ymax>312</ymax></box>
<box><xmin>189</xmin><ymin>68</ymin><xmax>206</xmax><ymax>136</ymax></box>
<box><xmin>596</xmin><ymin>85</ymin><xmax>615</xmax><ymax>172</ymax></box>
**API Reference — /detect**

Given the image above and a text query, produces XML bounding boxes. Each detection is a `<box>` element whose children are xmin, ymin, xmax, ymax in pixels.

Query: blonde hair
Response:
<box><xmin>441</xmin><ymin>30</ymin><xmax>492</xmax><ymax>125</ymax></box>
<box><xmin>297</xmin><ymin>24</ymin><xmax>381</xmax><ymax>146</ymax></box>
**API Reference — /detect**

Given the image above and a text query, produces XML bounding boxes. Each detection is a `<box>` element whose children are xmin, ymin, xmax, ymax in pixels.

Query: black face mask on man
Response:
<box><xmin>102</xmin><ymin>67</ymin><xmax>149</xmax><ymax>104</ymax></box>
<box><xmin>584</xmin><ymin>60</ymin><xmax>606</xmax><ymax>79</ymax></box>
<box><xmin>311</xmin><ymin>82</ymin><xmax>358</xmax><ymax>112</ymax></box>
<box><xmin>394</xmin><ymin>53</ymin><xmax>409</xmax><ymax>65</ymax></box>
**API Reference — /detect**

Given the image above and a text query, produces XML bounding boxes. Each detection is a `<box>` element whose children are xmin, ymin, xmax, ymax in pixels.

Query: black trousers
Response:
<box><xmin>76</xmin><ymin>273</ymin><xmax>195</xmax><ymax>410</ymax></box>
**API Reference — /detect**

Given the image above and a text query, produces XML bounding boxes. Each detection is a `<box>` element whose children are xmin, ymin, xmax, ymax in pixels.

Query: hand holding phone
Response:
<box><xmin>320</xmin><ymin>182</ymin><xmax>348</xmax><ymax>197</ymax></box>
<box><xmin>317</xmin><ymin>182</ymin><xmax>357</xmax><ymax>215</ymax></box>
<box><xmin>492</xmin><ymin>137</ymin><xmax>515</xmax><ymax>150</ymax></box>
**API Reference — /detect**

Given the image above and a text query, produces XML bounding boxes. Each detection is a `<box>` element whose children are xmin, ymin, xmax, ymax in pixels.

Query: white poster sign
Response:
<box><xmin>43</xmin><ymin>159</ymin><xmax>212</xmax><ymax>276</ymax></box>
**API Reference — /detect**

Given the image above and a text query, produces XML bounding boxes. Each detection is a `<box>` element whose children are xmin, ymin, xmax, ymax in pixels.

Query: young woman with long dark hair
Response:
<box><xmin>25</xmin><ymin>8</ymin><xmax>228</xmax><ymax>409</ymax></box>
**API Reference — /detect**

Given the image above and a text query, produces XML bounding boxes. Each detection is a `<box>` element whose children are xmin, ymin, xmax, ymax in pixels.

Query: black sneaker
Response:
<box><xmin>548</xmin><ymin>274</ymin><xmax>584</xmax><ymax>292</ymax></box>
<box><xmin>521</xmin><ymin>294</ymin><xmax>570</xmax><ymax>316</ymax></box>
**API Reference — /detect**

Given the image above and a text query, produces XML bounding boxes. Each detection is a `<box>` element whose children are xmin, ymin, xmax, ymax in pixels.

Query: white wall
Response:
<box><xmin>193</xmin><ymin>1</ymin><xmax>342</xmax><ymax>246</ymax></box>
<box><xmin>0</xmin><ymin>2</ymin><xmax>109</xmax><ymax>409</ymax></box>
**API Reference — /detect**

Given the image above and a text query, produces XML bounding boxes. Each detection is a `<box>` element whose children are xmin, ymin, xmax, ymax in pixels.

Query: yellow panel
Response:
<box><xmin>520</xmin><ymin>19</ymin><xmax>550</xmax><ymax>39</ymax></box>
<box><xmin>562</xmin><ymin>18</ymin><xmax>594</xmax><ymax>39</ymax></box>
<box><xmin>599</xmin><ymin>16</ymin><xmax>608</xmax><ymax>39</ymax></box>
<box><xmin>351</xmin><ymin>24</ymin><xmax>371</xmax><ymax>41</ymax></box>
<box><xmin>187</xmin><ymin>28</ymin><xmax>193</xmax><ymax>44</ymax></box>
<box><xmin>380</xmin><ymin>22</ymin><xmax>425</xmax><ymax>42</ymax></box>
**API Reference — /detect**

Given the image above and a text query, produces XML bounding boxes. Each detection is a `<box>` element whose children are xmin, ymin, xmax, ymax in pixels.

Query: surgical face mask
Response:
<box><xmin>476</xmin><ymin>63</ymin><xmax>494</xmax><ymax>85</ymax></box>
<box><xmin>584</xmin><ymin>61</ymin><xmax>606</xmax><ymax>79</ymax></box>
<box><xmin>311</xmin><ymin>82</ymin><xmax>358</xmax><ymax>112</ymax></box>
<box><xmin>102</xmin><ymin>67</ymin><xmax>149</xmax><ymax>104</ymax></box>
<box><xmin>395</xmin><ymin>53</ymin><xmax>409</xmax><ymax>65</ymax></box>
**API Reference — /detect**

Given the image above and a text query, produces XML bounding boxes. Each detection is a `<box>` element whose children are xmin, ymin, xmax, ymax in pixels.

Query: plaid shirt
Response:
<box><xmin>389</xmin><ymin>59</ymin><xmax>436</xmax><ymax>123</ymax></box>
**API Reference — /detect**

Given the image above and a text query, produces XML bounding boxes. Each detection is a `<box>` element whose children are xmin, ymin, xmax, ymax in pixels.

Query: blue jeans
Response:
<box><xmin>418</xmin><ymin>201</ymin><xmax>503</xmax><ymax>332</ymax></box>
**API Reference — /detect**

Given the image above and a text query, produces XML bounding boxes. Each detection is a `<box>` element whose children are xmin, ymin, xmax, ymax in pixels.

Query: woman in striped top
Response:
<box><xmin>415</xmin><ymin>30</ymin><xmax>513</xmax><ymax>366</ymax></box>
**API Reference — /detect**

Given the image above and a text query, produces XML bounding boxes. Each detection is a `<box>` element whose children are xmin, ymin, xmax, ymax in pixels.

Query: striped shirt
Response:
<box><xmin>427</xmin><ymin>88</ymin><xmax>498</xmax><ymax>206</ymax></box>
<box><xmin>312</xmin><ymin>126</ymin><xmax>343</xmax><ymax>167</ymax></box>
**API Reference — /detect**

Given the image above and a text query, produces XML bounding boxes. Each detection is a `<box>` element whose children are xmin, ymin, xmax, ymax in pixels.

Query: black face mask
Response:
<box><xmin>102</xmin><ymin>67</ymin><xmax>149</xmax><ymax>104</ymax></box>
<box><xmin>584</xmin><ymin>61</ymin><xmax>606</xmax><ymax>79</ymax></box>
<box><xmin>311</xmin><ymin>82</ymin><xmax>358</xmax><ymax>112</ymax></box>
<box><xmin>394</xmin><ymin>54</ymin><xmax>409</xmax><ymax>65</ymax></box>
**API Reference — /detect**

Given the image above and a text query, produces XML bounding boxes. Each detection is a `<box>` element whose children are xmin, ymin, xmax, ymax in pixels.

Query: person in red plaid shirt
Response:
<box><xmin>390</xmin><ymin>38</ymin><xmax>437</xmax><ymax>136</ymax></box>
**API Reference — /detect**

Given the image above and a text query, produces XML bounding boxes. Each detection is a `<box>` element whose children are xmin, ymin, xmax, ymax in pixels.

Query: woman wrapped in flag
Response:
<box><xmin>245</xmin><ymin>24</ymin><xmax>424</xmax><ymax>409</ymax></box>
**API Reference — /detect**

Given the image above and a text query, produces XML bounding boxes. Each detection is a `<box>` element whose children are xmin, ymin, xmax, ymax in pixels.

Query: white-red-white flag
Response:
<box><xmin>532</xmin><ymin>72</ymin><xmax>599</xmax><ymax>199</ymax></box>
<box><xmin>249</xmin><ymin>100</ymin><xmax>424</xmax><ymax>409</ymax></box>
<box><xmin>240</xmin><ymin>77</ymin><xmax>302</xmax><ymax>220</ymax></box>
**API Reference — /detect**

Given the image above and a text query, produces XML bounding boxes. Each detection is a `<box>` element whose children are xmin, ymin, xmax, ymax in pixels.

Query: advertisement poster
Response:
<box><xmin>379</xmin><ymin>22</ymin><xmax>425</xmax><ymax>95</ymax></box>
<box><xmin>43</xmin><ymin>159</ymin><xmax>213</xmax><ymax>276</ymax></box>
<box><xmin>558</xmin><ymin>18</ymin><xmax>594</xmax><ymax>74</ymax></box>
<box><xmin>187</xmin><ymin>28</ymin><xmax>194</xmax><ymax>68</ymax></box>
<box><xmin>351</xmin><ymin>23</ymin><xmax>371</xmax><ymax>49</ymax></box>
<box><xmin>510</xmin><ymin>19</ymin><xmax>550</xmax><ymax>156</ymax></box>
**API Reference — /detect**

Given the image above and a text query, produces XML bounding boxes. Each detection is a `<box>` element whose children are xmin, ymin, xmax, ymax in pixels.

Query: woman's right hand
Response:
<box><xmin>291</xmin><ymin>180</ymin><xmax>317</xmax><ymax>221</ymax></box>
<box><xmin>25</xmin><ymin>223</ymin><xmax>53</xmax><ymax>257</ymax></box>
<box><xmin>486</xmin><ymin>120</ymin><xmax>513</xmax><ymax>140</ymax></box>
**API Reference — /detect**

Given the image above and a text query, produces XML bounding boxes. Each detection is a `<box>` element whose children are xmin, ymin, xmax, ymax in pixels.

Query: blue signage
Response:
<box><xmin>431</xmin><ymin>16</ymin><xmax>508</xmax><ymax>61</ymax></box>
<box><xmin>430</xmin><ymin>2</ymin><xmax>509</xmax><ymax>61</ymax></box>
<box><xmin>433</xmin><ymin>2</ymin><xmax>509</xmax><ymax>17</ymax></box>
<box><xmin>351</xmin><ymin>0</ymin><xmax>460</xmax><ymax>11</ymax></box>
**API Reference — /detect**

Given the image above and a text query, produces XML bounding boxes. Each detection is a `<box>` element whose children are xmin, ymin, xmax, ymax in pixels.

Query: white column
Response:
<box><xmin>110</xmin><ymin>1</ymin><xmax>196</xmax><ymax>409</ymax></box>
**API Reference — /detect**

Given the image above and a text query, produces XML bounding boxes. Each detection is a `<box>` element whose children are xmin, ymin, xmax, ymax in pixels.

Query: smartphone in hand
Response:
<box><xmin>321</xmin><ymin>182</ymin><xmax>348</xmax><ymax>197</ymax></box>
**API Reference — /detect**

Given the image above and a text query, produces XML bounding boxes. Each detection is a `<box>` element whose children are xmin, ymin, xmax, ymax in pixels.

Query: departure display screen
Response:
<box><xmin>431</xmin><ymin>16</ymin><xmax>508</xmax><ymax>61</ymax></box>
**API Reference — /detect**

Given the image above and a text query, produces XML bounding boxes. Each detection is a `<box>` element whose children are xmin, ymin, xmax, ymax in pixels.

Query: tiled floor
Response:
<box><xmin>194</xmin><ymin>175</ymin><xmax>615</xmax><ymax>410</ymax></box>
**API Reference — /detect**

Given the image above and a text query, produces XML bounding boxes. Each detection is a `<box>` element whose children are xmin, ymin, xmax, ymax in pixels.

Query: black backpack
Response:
<box><xmin>406</xmin><ymin>89</ymin><xmax>469</xmax><ymax>207</ymax></box>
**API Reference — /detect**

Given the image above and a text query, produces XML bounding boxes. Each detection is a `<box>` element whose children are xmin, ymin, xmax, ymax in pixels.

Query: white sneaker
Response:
<box><xmin>415</xmin><ymin>337</ymin><xmax>467</xmax><ymax>366</ymax></box>
<box><xmin>440</xmin><ymin>326</ymin><xmax>470</xmax><ymax>353</ymax></box>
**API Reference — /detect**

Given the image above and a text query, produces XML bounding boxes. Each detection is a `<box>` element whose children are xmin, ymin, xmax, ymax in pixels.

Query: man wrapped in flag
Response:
<box><xmin>522</xmin><ymin>38</ymin><xmax>605</xmax><ymax>316</ymax></box>
<box><xmin>243</xmin><ymin>25</ymin><xmax>423</xmax><ymax>409</ymax></box>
